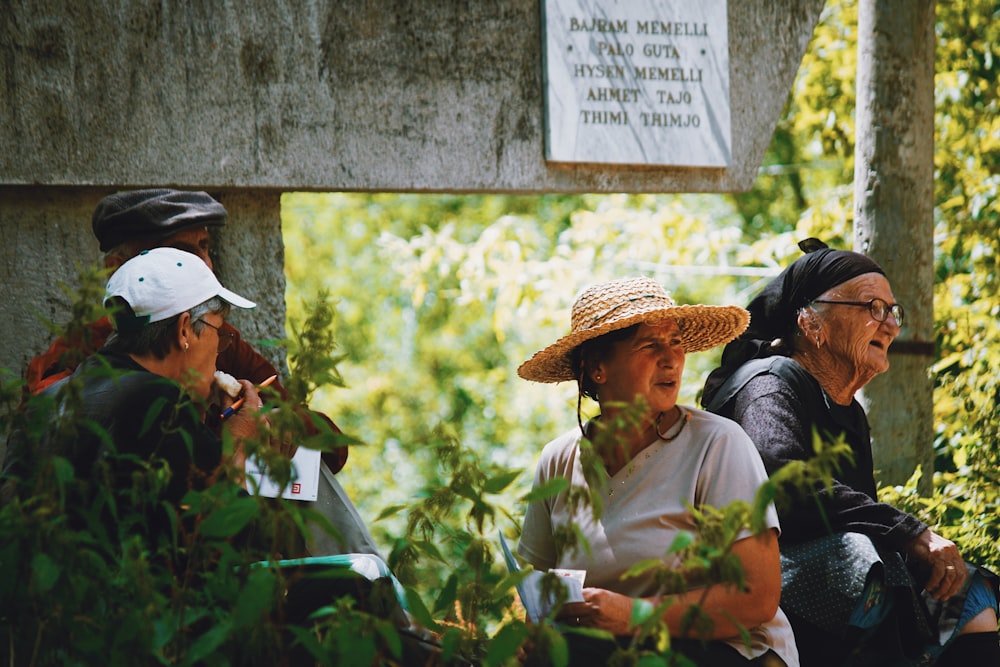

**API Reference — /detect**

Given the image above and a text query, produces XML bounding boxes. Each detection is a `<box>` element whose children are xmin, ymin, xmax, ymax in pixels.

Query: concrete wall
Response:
<box><xmin>0</xmin><ymin>0</ymin><xmax>825</xmax><ymax>377</ymax></box>
<box><xmin>1</xmin><ymin>1</ymin><xmax>824</xmax><ymax>193</ymax></box>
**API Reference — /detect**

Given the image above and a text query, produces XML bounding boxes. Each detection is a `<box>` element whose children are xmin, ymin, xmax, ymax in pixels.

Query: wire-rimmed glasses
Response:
<box><xmin>195</xmin><ymin>319</ymin><xmax>235</xmax><ymax>353</ymax></box>
<box><xmin>811</xmin><ymin>298</ymin><xmax>904</xmax><ymax>326</ymax></box>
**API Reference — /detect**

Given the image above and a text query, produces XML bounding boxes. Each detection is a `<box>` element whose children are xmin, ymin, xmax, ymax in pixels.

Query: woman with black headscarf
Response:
<box><xmin>701</xmin><ymin>240</ymin><xmax>999</xmax><ymax>666</ymax></box>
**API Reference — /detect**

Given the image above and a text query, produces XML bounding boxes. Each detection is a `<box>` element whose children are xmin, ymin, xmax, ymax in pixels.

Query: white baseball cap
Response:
<box><xmin>105</xmin><ymin>247</ymin><xmax>256</xmax><ymax>329</ymax></box>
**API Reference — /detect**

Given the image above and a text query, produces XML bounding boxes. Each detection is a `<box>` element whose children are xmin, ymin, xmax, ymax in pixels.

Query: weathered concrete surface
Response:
<box><xmin>0</xmin><ymin>0</ymin><xmax>826</xmax><ymax>381</ymax></box>
<box><xmin>854</xmin><ymin>0</ymin><xmax>936</xmax><ymax>490</ymax></box>
<box><xmin>1</xmin><ymin>188</ymin><xmax>101</xmax><ymax>375</ymax></box>
<box><xmin>0</xmin><ymin>187</ymin><xmax>287</xmax><ymax>378</ymax></box>
<box><xmin>0</xmin><ymin>1</ymin><xmax>824</xmax><ymax>193</ymax></box>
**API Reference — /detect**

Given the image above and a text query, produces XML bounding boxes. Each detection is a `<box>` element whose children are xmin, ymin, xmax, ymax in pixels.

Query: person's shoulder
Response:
<box><xmin>688</xmin><ymin>406</ymin><xmax>740</xmax><ymax>428</ymax></box>
<box><xmin>536</xmin><ymin>427</ymin><xmax>583</xmax><ymax>465</ymax></box>
<box><xmin>746</xmin><ymin>357</ymin><xmax>823</xmax><ymax>402</ymax></box>
<box><xmin>761</xmin><ymin>356</ymin><xmax>810</xmax><ymax>381</ymax></box>
<box><xmin>26</xmin><ymin>317</ymin><xmax>115</xmax><ymax>394</ymax></box>
<box><xmin>540</xmin><ymin>427</ymin><xmax>582</xmax><ymax>452</ymax></box>
<box><xmin>725</xmin><ymin>356</ymin><xmax>814</xmax><ymax>395</ymax></box>
<box><xmin>687</xmin><ymin>406</ymin><xmax>754</xmax><ymax>441</ymax></box>
<box><xmin>84</xmin><ymin>352</ymin><xmax>182</xmax><ymax>401</ymax></box>
<box><xmin>732</xmin><ymin>355</ymin><xmax>805</xmax><ymax>383</ymax></box>
<box><xmin>685</xmin><ymin>407</ymin><xmax>768</xmax><ymax>469</ymax></box>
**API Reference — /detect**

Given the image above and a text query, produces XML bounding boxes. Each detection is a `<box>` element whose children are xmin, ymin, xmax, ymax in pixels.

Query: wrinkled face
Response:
<box><xmin>185</xmin><ymin>312</ymin><xmax>225</xmax><ymax>400</ymax></box>
<box><xmin>812</xmin><ymin>273</ymin><xmax>901</xmax><ymax>378</ymax></box>
<box><xmin>593</xmin><ymin>321</ymin><xmax>686</xmax><ymax>415</ymax></box>
<box><xmin>162</xmin><ymin>226</ymin><xmax>214</xmax><ymax>270</ymax></box>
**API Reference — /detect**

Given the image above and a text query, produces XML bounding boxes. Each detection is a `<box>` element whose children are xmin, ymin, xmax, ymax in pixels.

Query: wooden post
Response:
<box><xmin>853</xmin><ymin>0</ymin><xmax>936</xmax><ymax>492</ymax></box>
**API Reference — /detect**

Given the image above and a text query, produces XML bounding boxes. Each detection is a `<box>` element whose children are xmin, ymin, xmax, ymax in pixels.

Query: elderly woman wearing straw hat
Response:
<box><xmin>516</xmin><ymin>276</ymin><xmax>799</xmax><ymax>667</ymax></box>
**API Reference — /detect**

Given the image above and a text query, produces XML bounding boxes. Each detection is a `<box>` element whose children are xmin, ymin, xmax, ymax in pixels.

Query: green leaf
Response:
<box><xmin>233</xmin><ymin>568</ymin><xmax>278</xmax><ymax>629</ymax></box>
<box><xmin>138</xmin><ymin>396</ymin><xmax>170</xmax><ymax>438</ymax></box>
<box><xmin>403</xmin><ymin>587</ymin><xmax>441</xmax><ymax>631</ymax></box>
<box><xmin>483</xmin><ymin>469</ymin><xmax>521</xmax><ymax>494</ymax></box>
<box><xmin>486</xmin><ymin>622</ymin><xmax>530</xmax><ymax>666</ymax></box>
<box><xmin>547</xmin><ymin>625</ymin><xmax>570</xmax><ymax>667</ymax></box>
<box><xmin>631</xmin><ymin>597</ymin><xmax>655</xmax><ymax>627</ymax></box>
<box><xmin>621</xmin><ymin>558</ymin><xmax>665</xmax><ymax>580</ymax></box>
<box><xmin>286</xmin><ymin>625</ymin><xmax>326</xmax><ymax>663</ymax></box>
<box><xmin>198</xmin><ymin>496</ymin><xmax>259</xmax><ymax>538</ymax></box>
<box><xmin>30</xmin><ymin>553</ymin><xmax>60</xmax><ymax>593</ymax></box>
<box><xmin>523</xmin><ymin>477</ymin><xmax>569</xmax><ymax>503</ymax></box>
<box><xmin>376</xmin><ymin>504</ymin><xmax>408</xmax><ymax>521</ymax></box>
<box><xmin>667</xmin><ymin>530</ymin><xmax>695</xmax><ymax>552</ymax></box>
<box><xmin>185</xmin><ymin>619</ymin><xmax>231</xmax><ymax>663</ymax></box>
<box><xmin>52</xmin><ymin>455</ymin><xmax>75</xmax><ymax>484</ymax></box>
<box><xmin>433</xmin><ymin>572</ymin><xmax>459</xmax><ymax>614</ymax></box>
<box><xmin>376</xmin><ymin>623</ymin><xmax>404</xmax><ymax>660</ymax></box>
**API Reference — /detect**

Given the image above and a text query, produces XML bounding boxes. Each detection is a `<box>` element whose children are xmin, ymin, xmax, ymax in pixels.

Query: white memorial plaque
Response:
<box><xmin>542</xmin><ymin>0</ymin><xmax>730</xmax><ymax>167</ymax></box>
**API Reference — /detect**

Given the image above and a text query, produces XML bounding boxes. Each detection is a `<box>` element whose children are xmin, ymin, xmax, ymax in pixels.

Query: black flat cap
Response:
<box><xmin>92</xmin><ymin>189</ymin><xmax>227</xmax><ymax>252</ymax></box>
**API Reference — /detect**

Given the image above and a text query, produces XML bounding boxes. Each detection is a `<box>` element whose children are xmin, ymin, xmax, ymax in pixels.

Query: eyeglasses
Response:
<box><xmin>812</xmin><ymin>298</ymin><xmax>905</xmax><ymax>326</ymax></box>
<box><xmin>195</xmin><ymin>319</ymin><xmax>235</xmax><ymax>353</ymax></box>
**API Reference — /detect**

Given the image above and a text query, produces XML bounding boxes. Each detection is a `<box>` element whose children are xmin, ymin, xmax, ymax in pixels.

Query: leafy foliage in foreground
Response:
<box><xmin>0</xmin><ymin>279</ymin><xmax>408</xmax><ymax>666</ymax></box>
<box><xmin>6</xmin><ymin>1</ymin><xmax>999</xmax><ymax>664</ymax></box>
<box><xmin>1</xmin><ymin>269</ymin><xmax>853</xmax><ymax>666</ymax></box>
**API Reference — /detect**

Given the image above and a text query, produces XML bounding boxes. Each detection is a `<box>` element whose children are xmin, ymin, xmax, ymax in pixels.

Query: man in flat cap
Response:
<box><xmin>28</xmin><ymin>189</ymin><xmax>230</xmax><ymax>392</ymax></box>
<box><xmin>91</xmin><ymin>188</ymin><xmax>227</xmax><ymax>257</ymax></box>
<box><xmin>24</xmin><ymin>188</ymin><xmax>380</xmax><ymax>557</ymax></box>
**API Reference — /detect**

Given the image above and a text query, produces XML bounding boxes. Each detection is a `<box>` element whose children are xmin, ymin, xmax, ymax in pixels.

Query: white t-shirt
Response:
<box><xmin>518</xmin><ymin>406</ymin><xmax>799</xmax><ymax>666</ymax></box>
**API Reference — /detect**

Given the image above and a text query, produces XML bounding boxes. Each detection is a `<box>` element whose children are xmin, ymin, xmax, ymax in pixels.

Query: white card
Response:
<box><xmin>244</xmin><ymin>447</ymin><xmax>322</xmax><ymax>501</ymax></box>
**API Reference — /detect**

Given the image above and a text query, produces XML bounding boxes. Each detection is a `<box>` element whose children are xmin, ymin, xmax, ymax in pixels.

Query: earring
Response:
<box><xmin>814</xmin><ymin>336</ymin><xmax>821</xmax><ymax>349</ymax></box>
<box><xmin>594</xmin><ymin>372</ymin><xmax>602</xmax><ymax>381</ymax></box>
<box><xmin>184</xmin><ymin>341</ymin><xmax>190</xmax><ymax>350</ymax></box>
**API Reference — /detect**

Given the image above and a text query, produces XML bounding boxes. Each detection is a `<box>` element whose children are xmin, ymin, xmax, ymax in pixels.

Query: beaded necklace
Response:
<box><xmin>606</xmin><ymin>407</ymin><xmax>689</xmax><ymax>497</ymax></box>
<box><xmin>654</xmin><ymin>406</ymin><xmax>690</xmax><ymax>441</ymax></box>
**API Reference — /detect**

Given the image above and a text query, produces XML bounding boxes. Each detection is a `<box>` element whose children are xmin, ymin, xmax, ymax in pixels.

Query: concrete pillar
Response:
<box><xmin>853</xmin><ymin>0</ymin><xmax>936</xmax><ymax>492</ymax></box>
<box><xmin>0</xmin><ymin>187</ymin><xmax>105</xmax><ymax>375</ymax></box>
<box><xmin>211</xmin><ymin>190</ymin><xmax>289</xmax><ymax>378</ymax></box>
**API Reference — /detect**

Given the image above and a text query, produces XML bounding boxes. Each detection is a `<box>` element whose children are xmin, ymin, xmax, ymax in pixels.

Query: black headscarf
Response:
<box><xmin>701</xmin><ymin>239</ymin><xmax>885</xmax><ymax>406</ymax></box>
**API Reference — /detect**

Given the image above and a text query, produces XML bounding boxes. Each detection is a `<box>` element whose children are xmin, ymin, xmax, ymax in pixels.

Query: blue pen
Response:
<box><xmin>220</xmin><ymin>374</ymin><xmax>277</xmax><ymax>420</ymax></box>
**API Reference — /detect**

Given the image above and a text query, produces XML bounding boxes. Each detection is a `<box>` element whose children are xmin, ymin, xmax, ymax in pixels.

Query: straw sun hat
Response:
<box><xmin>517</xmin><ymin>276</ymin><xmax>750</xmax><ymax>383</ymax></box>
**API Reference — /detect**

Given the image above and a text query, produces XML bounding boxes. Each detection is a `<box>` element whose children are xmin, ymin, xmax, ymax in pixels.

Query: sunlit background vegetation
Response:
<box><xmin>281</xmin><ymin>0</ymin><xmax>999</xmax><ymax>579</ymax></box>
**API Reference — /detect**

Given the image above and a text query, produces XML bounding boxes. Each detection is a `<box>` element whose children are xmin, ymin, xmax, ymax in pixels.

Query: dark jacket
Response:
<box><xmin>24</xmin><ymin>316</ymin><xmax>348</xmax><ymax>473</ymax></box>
<box><xmin>703</xmin><ymin>356</ymin><xmax>927</xmax><ymax>551</ymax></box>
<box><xmin>8</xmin><ymin>350</ymin><xmax>224</xmax><ymax>546</ymax></box>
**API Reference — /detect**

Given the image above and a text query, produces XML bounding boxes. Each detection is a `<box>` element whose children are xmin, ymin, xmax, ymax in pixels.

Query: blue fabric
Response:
<box><xmin>955</xmin><ymin>575</ymin><xmax>999</xmax><ymax>631</ymax></box>
<box><xmin>781</xmin><ymin>534</ymin><xmax>999</xmax><ymax>666</ymax></box>
<box><xmin>847</xmin><ymin>575</ymin><xmax>893</xmax><ymax>632</ymax></box>
<box><xmin>914</xmin><ymin>573</ymin><xmax>999</xmax><ymax>665</ymax></box>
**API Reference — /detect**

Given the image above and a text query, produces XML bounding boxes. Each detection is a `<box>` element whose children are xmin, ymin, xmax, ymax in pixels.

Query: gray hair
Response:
<box><xmin>106</xmin><ymin>296</ymin><xmax>230</xmax><ymax>359</ymax></box>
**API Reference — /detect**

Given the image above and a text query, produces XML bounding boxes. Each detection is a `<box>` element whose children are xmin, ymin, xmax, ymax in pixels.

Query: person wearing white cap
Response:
<box><xmin>104</xmin><ymin>247</ymin><xmax>258</xmax><ymax>402</ymax></box>
<box><xmin>4</xmin><ymin>248</ymin><xmax>274</xmax><ymax>551</ymax></box>
<box><xmin>516</xmin><ymin>276</ymin><xmax>799</xmax><ymax>667</ymax></box>
<box><xmin>23</xmin><ymin>188</ymin><xmax>381</xmax><ymax>559</ymax></box>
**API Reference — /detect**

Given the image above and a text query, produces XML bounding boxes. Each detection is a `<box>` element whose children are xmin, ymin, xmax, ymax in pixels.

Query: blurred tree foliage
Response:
<box><xmin>895</xmin><ymin>0</ymin><xmax>1000</xmax><ymax>568</ymax></box>
<box><xmin>282</xmin><ymin>192</ymin><xmax>764</xmax><ymax>540</ymax></box>
<box><xmin>283</xmin><ymin>0</ymin><xmax>1000</xmax><ymax>590</ymax></box>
